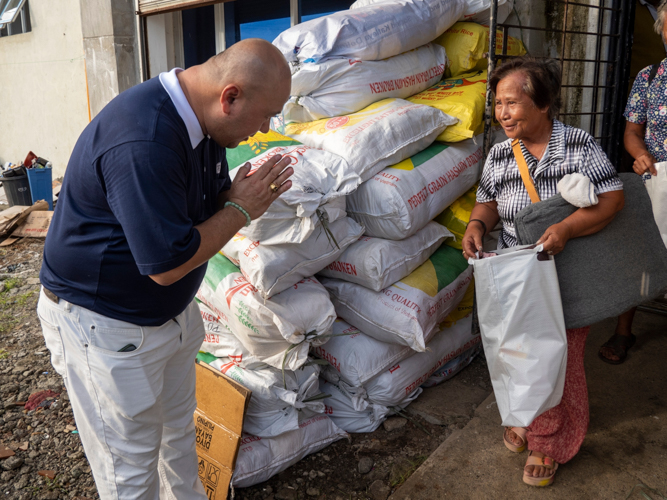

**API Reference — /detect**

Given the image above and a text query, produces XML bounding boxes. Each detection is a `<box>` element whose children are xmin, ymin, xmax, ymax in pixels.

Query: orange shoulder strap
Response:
<box><xmin>511</xmin><ymin>139</ymin><xmax>541</xmax><ymax>204</ymax></box>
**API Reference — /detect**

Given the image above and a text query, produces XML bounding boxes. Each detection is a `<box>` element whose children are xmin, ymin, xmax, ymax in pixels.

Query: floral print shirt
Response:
<box><xmin>624</xmin><ymin>58</ymin><xmax>667</xmax><ymax>162</ymax></box>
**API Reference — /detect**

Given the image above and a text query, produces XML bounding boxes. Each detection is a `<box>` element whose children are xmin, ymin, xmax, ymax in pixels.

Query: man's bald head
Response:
<box><xmin>204</xmin><ymin>38</ymin><xmax>291</xmax><ymax>98</ymax></box>
<box><xmin>180</xmin><ymin>38</ymin><xmax>291</xmax><ymax>148</ymax></box>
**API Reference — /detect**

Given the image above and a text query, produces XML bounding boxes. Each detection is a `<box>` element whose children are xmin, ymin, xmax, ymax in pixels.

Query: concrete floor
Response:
<box><xmin>390</xmin><ymin>311</ymin><xmax>667</xmax><ymax>500</ymax></box>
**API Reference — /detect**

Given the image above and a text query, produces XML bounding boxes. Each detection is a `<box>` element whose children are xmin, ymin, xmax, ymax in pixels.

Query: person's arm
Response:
<box><xmin>536</xmin><ymin>190</ymin><xmax>625</xmax><ymax>255</ymax></box>
<box><xmin>462</xmin><ymin>148</ymin><xmax>503</xmax><ymax>259</ymax></box>
<box><xmin>624</xmin><ymin>121</ymin><xmax>657</xmax><ymax>176</ymax></box>
<box><xmin>150</xmin><ymin>155</ymin><xmax>292</xmax><ymax>286</ymax></box>
<box><xmin>461</xmin><ymin>201</ymin><xmax>501</xmax><ymax>259</ymax></box>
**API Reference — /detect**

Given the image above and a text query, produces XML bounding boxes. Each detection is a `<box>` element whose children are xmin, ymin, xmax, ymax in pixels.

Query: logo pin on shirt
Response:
<box><xmin>216</xmin><ymin>162</ymin><xmax>221</xmax><ymax>175</ymax></box>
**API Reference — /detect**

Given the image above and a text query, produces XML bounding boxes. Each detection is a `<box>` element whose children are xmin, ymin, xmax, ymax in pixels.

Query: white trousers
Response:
<box><xmin>37</xmin><ymin>289</ymin><xmax>208</xmax><ymax>500</ymax></box>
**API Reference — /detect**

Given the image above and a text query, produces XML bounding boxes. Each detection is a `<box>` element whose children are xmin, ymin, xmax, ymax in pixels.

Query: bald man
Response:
<box><xmin>37</xmin><ymin>39</ymin><xmax>293</xmax><ymax>499</ymax></box>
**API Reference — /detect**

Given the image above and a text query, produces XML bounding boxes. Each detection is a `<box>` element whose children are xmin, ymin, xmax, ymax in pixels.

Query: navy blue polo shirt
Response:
<box><xmin>40</xmin><ymin>74</ymin><xmax>230</xmax><ymax>326</ymax></box>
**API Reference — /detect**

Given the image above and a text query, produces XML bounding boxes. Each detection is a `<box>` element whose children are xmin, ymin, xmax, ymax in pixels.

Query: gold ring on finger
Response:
<box><xmin>269</xmin><ymin>183</ymin><xmax>279</xmax><ymax>193</ymax></box>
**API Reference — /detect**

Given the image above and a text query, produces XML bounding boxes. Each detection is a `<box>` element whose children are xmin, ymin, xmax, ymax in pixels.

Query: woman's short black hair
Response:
<box><xmin>489</xmin><ymin>57</ymin><xmax>562</xmax><ymax>120</ymax></box>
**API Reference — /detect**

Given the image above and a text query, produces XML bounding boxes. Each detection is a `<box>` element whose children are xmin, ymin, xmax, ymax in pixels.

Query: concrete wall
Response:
<box><xmin>146</xmin><ymin>11</ymin><xmax>184</xmax><ymax>78</ymax></box>
<box><xmin>0</xmin><ymin>0</ymin><xmax>90</xmax><ymax>178</ymax></box>
<box><xmin>80</xmin><ymin>0</ymin><xmax>142</xmax><ymax>118</ymax></box>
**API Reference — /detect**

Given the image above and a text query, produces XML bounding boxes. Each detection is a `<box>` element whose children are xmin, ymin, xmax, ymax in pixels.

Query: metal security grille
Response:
<box><xmin>483</xmin><ymin>0</ymin><xmax>636</xmax><ymax>166</ymax></box>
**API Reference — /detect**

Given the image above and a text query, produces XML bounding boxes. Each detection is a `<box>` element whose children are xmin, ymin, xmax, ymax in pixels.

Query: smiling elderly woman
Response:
<box><xmin>462</xmin><ymin>57</ymin><xmax>625</xmax><ymax>487</ymax></box>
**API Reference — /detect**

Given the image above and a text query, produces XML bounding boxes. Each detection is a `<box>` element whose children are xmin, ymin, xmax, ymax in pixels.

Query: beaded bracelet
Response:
<box><xmin>224</xmin><ymin>201</ymin><xmax>251</xmax><ymax>227</ymax></box>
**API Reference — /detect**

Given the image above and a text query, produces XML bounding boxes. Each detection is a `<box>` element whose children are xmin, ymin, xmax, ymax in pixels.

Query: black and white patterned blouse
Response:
<box><xmin>477</xmin><ymin>120</ymin><xmax>623</xmax><ymax>248</ymax></box>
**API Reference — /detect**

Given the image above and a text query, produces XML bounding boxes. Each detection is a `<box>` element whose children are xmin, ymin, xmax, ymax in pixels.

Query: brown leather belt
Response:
<box><xmin>43</xmin><ymin>288</ymin><xmax>59</xmax><ymax>304</ymax></box>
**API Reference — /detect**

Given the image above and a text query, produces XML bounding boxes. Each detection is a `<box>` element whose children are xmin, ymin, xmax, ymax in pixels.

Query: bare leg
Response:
<box><xmin>599</xmin><ymin>307</ymin><xmax>637</xmax><ymax>363</ymax></box>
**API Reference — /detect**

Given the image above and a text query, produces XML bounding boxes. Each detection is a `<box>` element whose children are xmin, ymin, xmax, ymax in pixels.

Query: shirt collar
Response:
<box><xmin>159</xmin><ymin>68</ymin><xmax>206</xmax><ymax>149</ymax></box>
<box><xmin>549</xmin><ymin>120</ymin><xmax>566</xmax><ymax>163</ymax></box>
<box><xmin>529</xmin><ymin>120</ymin><xmax>564</xmax><ymax>178</ymax></box>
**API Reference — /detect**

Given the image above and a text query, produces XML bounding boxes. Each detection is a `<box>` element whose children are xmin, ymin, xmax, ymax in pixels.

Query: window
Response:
<box><xmin>0</xmin><ymin>0</ymin><xmax>31</xmax><ymax>37</ymax></box>
<box><xmin>143</xmin><ymin>0</ymin><xmax>355</xmax><ymax>74</ymax></box>
<box><xmin>301</xmin><ymin>0</ymin><xmax>354</xmax><ymax>22</ymax></box>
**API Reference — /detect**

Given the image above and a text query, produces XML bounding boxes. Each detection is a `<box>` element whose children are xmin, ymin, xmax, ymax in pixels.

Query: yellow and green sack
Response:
<box><xmin>226</xmin><ymin>130</ymin><xmax>300</xmax><ymax>170</ymax></box>
<box><xmin>439</xmin><ymin>276</ymin><xmax>474</xmax><ymax>329</ymax></box>
<box><xmin>408</xmin><ymin>70</ymin><xmax>487</xmax><ymax>143</ymax></box>
<box><xmin>434</xmin><ymin>184</ymin><xmax>478</xmax><ymax>250</ymax></box>
<box><xmin>435</xmin><ymin>22</ymin><xmax>527</xmax><ymax>78</ymax></box>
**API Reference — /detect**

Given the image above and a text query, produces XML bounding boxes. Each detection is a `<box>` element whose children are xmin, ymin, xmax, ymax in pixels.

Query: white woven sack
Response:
<box><xmin>320</xmin><ymin>245</ymin><xmax>473</xmax><ymax>351</ymax></box>
<box><xmin>461</xmin><ymin>0</ymin><xmax>514</xmax><ymax>24</ymax></box>
<box><xmin>276</xmin><ymin>99</ymin><xmax>456</xmax><ymax>185</ymax></box>
<box><xmin>196</xmin><ymin>254</ymin><xmax>335</xmax><ymax>371</ymax></box>
<box><xmin>229</xmin><ymin>142</ymin><xmax>354</xmax><ymax>245</ymax></box>
<box><xmin>471</xmin><ymin>245</ymin><xmax>567</xmax><ymax>427</ymax></box>
<box><xmin>285</xmin><ymin>44</ymin><xmax>447</xmax><ymax>123</ymax></box>
<box><xmin>319</xmin><ymin>380</ymin><xmax>420</xmax><ymax>433</ymax></box>
<box><xmin>317</xmin><ymin>222</ymin><xmax>452</xmax><ymax>292</ymax></box>
<box><xmin>350</xmin><ymin>0</ymin><xmax>513</xmax><ymax>24</ymax></box>
<box><xmin>273</xmin><ymin>0</ymin><xmax>465</xmax><ymax>64</ymax></box>
<box><xmin>312</xmin><ymin>318</ymin><xmax>412</xmax><ymax>388</ymax></box>
<box><xmin>420</xmin><ymin>343</ymin><xmax>481</xmax><ymax>388</ymax></box>
<box><xmin>197</xmin><ymin>301</ymin><xmax>268</xmax><ymax>370</ymax></box>
<box><xmin>327</xmin><ymin>315</ymin><xmax>479</xmax><ymax>407</ymax></box>
<box><xmin>347</xmin><ymin>138</ymin><xmax>484</xmax><ymax>240</ymax></box>
<box><xmin>237</xmin><ymin>197</ymin><xmax>347</xmax><ymax>246</ymax></box>
<box><xmin>223</xmin><ymin>217</ymin><xmax>365</xmax><ymax>299</ymax></box>
<box><xmin>203</xmin><ymin>356</ymin><xmax>324</xmax><ymax>438</ymax></box>
<box><xmin>232</xmin><ymin>415</ymin><xmax>348</xmax><ymax>488</ymax></box>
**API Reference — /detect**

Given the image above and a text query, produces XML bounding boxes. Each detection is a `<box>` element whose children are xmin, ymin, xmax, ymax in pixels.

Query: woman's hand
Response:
<box><xmin>633</xmin><ymin>152</ymin><xmax>658</xmax><ymax>176</ymax></box>
<box><xmin>536</xmin><ymin>222</ymin><xmax>572</xmax><ymax>255</ymax></box>
<box><xmin>462</xmin><ymin>221</ymin><xmax>485</xmax><ymax>259</ymax></box>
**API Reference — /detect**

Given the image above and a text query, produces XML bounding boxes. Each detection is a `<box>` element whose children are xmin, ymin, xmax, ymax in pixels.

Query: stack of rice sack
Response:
<box><xmin>193</xmin><ymin>0</ymin><xmax>525</xmax><ymax>486</ymax></box>
<box><xmin>267</xmin><ymin>0</ymin><xmax>527</xmax><ymax>435</ymax></box>
<box><xmin>315</xmin><ymin>281</ymin><xmax>481</xmax><ymax>433</ymax></box>
<box><xmin>195</xmin><ymin>300</ymin><xmax>348</xmax><ymax>488</ymax></box>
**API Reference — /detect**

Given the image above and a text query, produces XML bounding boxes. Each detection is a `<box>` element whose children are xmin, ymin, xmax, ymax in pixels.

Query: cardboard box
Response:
<box><xmin>194</xmin><ymin>360</ymin><xmax>251</xmax><ymax>500</ymax></box>
<box><xmin>0</xmin><ymin>200</ymin><xmax>49</xmax><ymax>237</ymax></box>
<box><xmin>11</xmin><ymin>211</ymin><xmax>53</xmax><ymax>238</ymax></box>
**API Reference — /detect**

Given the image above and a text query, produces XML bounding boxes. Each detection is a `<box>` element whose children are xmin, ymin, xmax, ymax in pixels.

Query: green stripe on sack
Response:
<box><xmin>227</xmin><ymin>140</ymin><xmax>300</xmax><ymax>170</ymax></box>
<box><xmin>430</xmin><ymin>245</ymin><xmax>469</xmax><ymax>291</ymax></box>
<box><xmin>204</xmin><ymin>252</ymin><xmax>241</xmax><ymax>290</ymax></box>
<box><xmin>196</xmin><ymin>351</ymin><xmax>217</xmax><ymax>365</ymax></box>
<box><xmin>411</xmin><ymin>143</ymin><xmax>449</xmax><ymax>168</ymax></box>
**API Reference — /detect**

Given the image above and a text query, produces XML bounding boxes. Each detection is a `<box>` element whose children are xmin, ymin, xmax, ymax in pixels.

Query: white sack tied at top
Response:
<box><xmin>285</xmin><ymin>43</ymin><xmax>447</xmax><ymax>123</ymax></box>
<box><xmin>273</xmin><ymin>0</ymin><xmax>466</xmax><ymax>64</ymax></box>
<box><xmin>276</xmin><ymin>98</ymin><xmax>456</xmax><ymax>187</ymax></box>
<box><xmin>349</xmin><ymin>0</ymin><xmax>513</xmax><ymax>24</ymax></box>
<box><xmin>202</xmin><ymin>355</ymin><xmax>326</xmax><ymax>438</ymax></box>
<box><xmin>196</xmin><ymin>253</ymin><xmax>335</xmax><ymax>371</ymax></box>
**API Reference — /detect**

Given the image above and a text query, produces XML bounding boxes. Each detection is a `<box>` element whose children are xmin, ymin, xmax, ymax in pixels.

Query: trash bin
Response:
<box><xmin>1</xmin><ymin>167</ymin><xmax>32</xmax><ymax>207</ymax></box>
<box><xmin>26</xmin><ymin>166</ymin><xmax>53</xmax><ymax>210</ymax></box>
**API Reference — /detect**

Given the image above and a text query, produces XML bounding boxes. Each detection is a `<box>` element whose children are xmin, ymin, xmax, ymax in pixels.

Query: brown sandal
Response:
<box><xmin>523</xmin><ymin>451</ymin><xmax>558</xmax><ymax>487</ymax></box>
<box><xmin>503</xmin><ymin>427</ymin><xmax>527</xmax><ymax>453</ymax></box>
